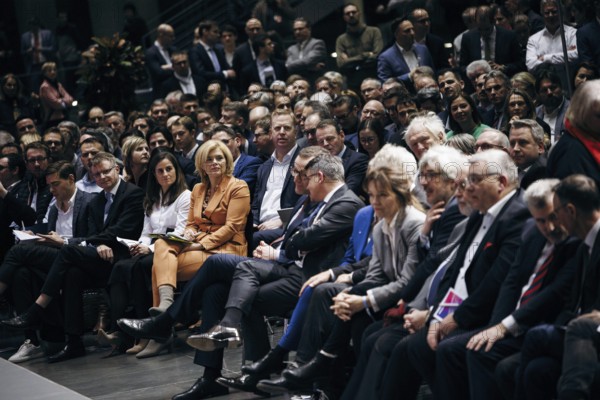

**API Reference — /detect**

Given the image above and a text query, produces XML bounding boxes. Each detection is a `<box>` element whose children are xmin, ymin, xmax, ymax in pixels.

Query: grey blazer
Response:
<box><xmin>285</xmin><ymin>37</ymin><xmax>327</xmax><ymax>73</ymax></box>
<box><xmin>361</xmin><ymin>206</ymin><xmax>425</xmax><ymax>311</ymax></box>
<box><xmin>47</xmin><ymin>189</ymin><xmax>96</xmax><ymax>245</ymax></box>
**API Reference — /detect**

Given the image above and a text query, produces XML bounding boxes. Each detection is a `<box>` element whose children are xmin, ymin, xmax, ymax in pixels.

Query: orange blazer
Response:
<box><xmin>186</xmin><ymin>175</ymin><xmax>250</xmax><ymax>257</ymax></box>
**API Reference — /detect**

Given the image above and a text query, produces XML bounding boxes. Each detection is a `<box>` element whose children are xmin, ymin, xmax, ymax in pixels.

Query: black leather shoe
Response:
<box><xmin>256</xmin><ymin>375</ymin><xmax>312</xmax><ymax>395</ymax></box>
<box><xmin>172</xmin><ymin>377</ymin><xmax>228</xmax><ymax>400</ymax></box>
<box><xmin>1</xmin><ymin>310</ymin><xmax>41</xmax><ymax>330</ymax></box>
<box><xmin>47</xmin><ymin>341</ymin><xmax>86</xmax><ymax>363</ymax></box>
<box><xmin>216</xmin><ymin>374</ymin><xmax>270</xmax><ymax>396</ymax></box>
<box><xmin>241</xmin><ymin>349</ymin><xmax>285</xmax><ymax>376</ymax></box>
<box><xmin>117</xmin><ymin>317</ymin><xmax>171</xmax><ymax>342</ymax></box>
<box><xmin>283</xmin><ymin>353</ymin><xmax>333</xmax><ymax>384</ymax></box>
<box><xmin>185</xmin><ymin>324</ymin><xmax>242</xmax><ymax>351</ymax></box>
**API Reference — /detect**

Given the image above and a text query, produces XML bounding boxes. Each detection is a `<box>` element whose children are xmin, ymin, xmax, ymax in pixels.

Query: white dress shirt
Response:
<box><xmin>526</xmin><ymin>25</ymin><xmax>578</xmax><ymax>71</ymax></box>
<box><xmin>260</xmin><ymin>145</ymin><xmax>297</xmax><ymax>223</ymax></box>
<box><xmin>140</xmin><ymin>189</ymin><xmax>191</xmax><ymax>252</ymax></box>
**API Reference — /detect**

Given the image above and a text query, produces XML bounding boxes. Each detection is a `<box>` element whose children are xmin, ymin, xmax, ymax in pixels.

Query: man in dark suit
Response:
<box><xmin>231</xmin><ymin>18</ymin><xmax>263</xmax><ymax>81</ymax></box>
<box><xmin>509</xmin><ymin>175</ymin><xmax>600</xmax><ymax>400</ymax></box>
<box><xmin>460</xmin><ymin>5</ymin><xmax>523</xmax><ymax>77</ymax></box>
<box><xmin>0</xmin><ymin>161</ymin><xmax>95</xmax><ymax>363</ymax></box>
<box><xmin>189</xmin><ymin>20</ymin><xmax>236</xmax><ymax>91</ymax></box>
<box><xmin>159</xmin><ymin>50</ymin><xmax>206</xmax><ymax>99</ymax></box>
<box><xmin>434</xmin><ymin>178</ymin><xmax>580</xmax><ymax>400</ymax></box>
<box><xmin>314</xmin><ymin>119</ymin><xmax>368</xmax><ymax>200</ymax></box>
<box><xmin>239</xmin><ymin>33</ymin><xmax>287</xmax><ymax>93</ymax></box>
<box><xmin>18</xmin><ymin>142</ymin><xmax>53</xmax><ymax>224</ymax></box>
<box><xmin>2</xmin><ymin>152</ymin><xmax>144</xmax><ymax>363</ymax></box>
<box><xmin>376</xmin><ymin>150</ymin><xmax>530</xmax><ymax>398</ymax></box>
<box><xmin>210</xmin><ymin>124</ymin><xmax>262</xmax><ymax>194</ymax></box>
<box><xmin>508</xmin><ymin>119</ymin><xmax>548</xmax><ymax>189</ymax></box>
<box><xmin>117</xmin><ymin>148</ymin><xmax>362</xmax><ymax>399</ymax></box>
<box><xmin>251</xmin><ymin>110</ymin><xmax>302</xmax><ymax>246</ymax></box>
<box><xmin>0</xmin><ymin>154</ymin><xmax>37</xmax><ymax>262</ymax></box>
<box><xmin>408</xmin><ymin>8</ymin><xmax>449</xmax><ymax>70</ymax></box>
<box><xmin>576</xmin><ymin>3</ymin><xmax>600</xmax><ymax>68</ymax></box>
<box><xmin>377</xmin><ymin>16</ymin><xmax>435</xmax><ymax>84</ymax></box>
<box><xmin>145</xmin><ymin>24</ymin><xmax>175</xmax><ymax>100</ymax></box>
<box><xmin>535</xmin><ymin>67</ymin><xmax>570</xmax><ymax>144</ymax></box>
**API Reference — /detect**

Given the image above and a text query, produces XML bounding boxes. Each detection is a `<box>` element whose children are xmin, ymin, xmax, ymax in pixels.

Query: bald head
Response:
<box><xmin>157</xmin><ymin>24</ymin><xmax>175</xmax><ymax>47</ymax></box>
<box><xmin>245</xmin><ymin>18</ymin><xmax>264</xmax><ymax>40</ymax></box>
<box><xmin>361</xmin><ymin>100</ymin><xmax>386</xmax><ymax>122</ymax></box>
<box><xmin>475</xmin><ymin>129</ymin><xmax>510</xmax><ymax>153</ymax></box>
<box><xmin>249</xmin><ymin>106</ymin><xmax>270</xmax><ymax>130</ymax></box>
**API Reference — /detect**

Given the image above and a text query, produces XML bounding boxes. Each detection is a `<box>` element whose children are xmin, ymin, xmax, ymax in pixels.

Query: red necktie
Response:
<box><xmin>519</xmin><ymin>253</ymin><xmax>554</xmax><ymax>307</ymax></box>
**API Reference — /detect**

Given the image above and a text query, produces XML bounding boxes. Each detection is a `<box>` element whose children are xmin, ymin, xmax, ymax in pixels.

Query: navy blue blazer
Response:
<box><xmin>460</xmin><ymin>27</ymin><xmax>523</xmax><ymax>76</ymax></box>
<box><xmin>547</xmin><ymin>129</ymin><xmax>600</xmax><ymax>189</ymax></box>
<box><xmin>239</xmin><ymin>58</ymin><xmax>288</xmax><ymax>92</ymax></box>
<box><xmin>233</xmin><ymin>152</ymin><xmax>262</xmax><ymax>195</ymax></box>
<box><xmin>489</xmin><ymin>222</ymin><xmax>580</xmax><ymax>329</ymax></box>
<box><xmin>577</xmin><ymin>19</ymin><xmax>600</xmax><ymax>67</ymax></box>
<box><xmin>86</xmin><ymin>180</ymin><xmax>145</xmax><ymax>261</ymax></box>
<box><xmin>333</xmin><ymin>205</ymin><xmax>375</xmax><ymax>271</ymax></box>
<box><xmin>377</xmin><ymin>43</ymin><xmax>435</xmax><ymax>84</ymax></box>
<box><xmin>251</xmin><ymin>146</ymin><xmax>301</xmax><ymax>225</ymax></box>
<box><xmin>341</xmin><ymin>147</ymin><xmax>369</xmax><ymax>199</ymax></box>
<box><xmin>434</xmin><ymin>190</ymin><xmax>530</xmax><ymax>329</ymax></box>
<box><xmin>47</xmin><ymin>190</ymin><xmax>96</xmax><ymax>245</ymax></box>
<box><xmin>189</xmin><ymin>43</ymin><xmax>230</xmax><ymax>84</ymax></box>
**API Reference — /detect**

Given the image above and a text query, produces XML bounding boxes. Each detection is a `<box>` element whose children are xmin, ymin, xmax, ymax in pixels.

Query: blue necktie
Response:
<box><xmin>303</xmin><ymin>202</ymin><xmax>325</xmax><ymax>228</ymax></box>
<box><xmin>207</xmin><ymin>48</ymin><xmax>220</xmax><ymax>72</ymax></box>
<box><xmin>103</xmin><ymin>192</ymin><xmax>113</xmax><ymax>223</ymax></box>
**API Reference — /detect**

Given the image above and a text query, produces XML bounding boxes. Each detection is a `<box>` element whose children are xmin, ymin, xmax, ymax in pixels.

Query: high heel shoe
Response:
<box><xmin>97</xmin><ymin>328</ymin><xmax>122</xmax><ymax>348</ymax></box>
<box><xmin>93</xmin><ymin>304</ymin><xmax>110</xmax><ymax>334</ymax></box>
<box><xmin>135</xmin><ymin>336</ymin><xmax>173</xmax><ymax>359</ymax></box>
<box><xmin>126</xmin><ymin>338</ymin><xmax>149</xmax><ymax>355</ymax></box>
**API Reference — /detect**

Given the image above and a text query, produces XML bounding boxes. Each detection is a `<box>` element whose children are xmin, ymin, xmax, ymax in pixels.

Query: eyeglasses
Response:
<box><xmin>467</xmin><ymin>173</ymin><xmax>499</xmax><ymax>185</ymax></box>
<box><xmin>456</xmin><ymin>179</ymin><xmax>468</xmax><ymax>191</ymax></box>
<box><xmin>359</xmin><ymin>137</ymin><xmax>377</xmax><ymax>144</ymax></box>
<box><xmin>290</xmin><ymin>168</ymin><xmax>306</xmax><ymax>179</ymax></box>
<box><xmin>419</xmin><ymin>172</ymin><xmax>443</xmax><ymax>182</ymax></box>
<box><xmin>18</xmin><ymin>124</ymin><xmax>35</xmax><ymax>132</ymax></box>
<box><xmin>26</xmin><ymin>156</ymin><xmax>48</xmax><ymax>164</ymax></box>
<box><xmin>44</xmin><ymin>140</ymin><xmax>62</xmax><ymax>147</ymax></box>
<box><xmin>303</xmin><ymin>173</ymin><xmax>319</xmax><ymax>181</ymax></box>
<box><xmin>92</xmin><ymin>165</ymin><xmax>116</xmax><ymax>179</ymax></box>
<box><xmin>475</xmin><ymin>143</ymin><xmax>506</xmax><ymax>151</ymax></box>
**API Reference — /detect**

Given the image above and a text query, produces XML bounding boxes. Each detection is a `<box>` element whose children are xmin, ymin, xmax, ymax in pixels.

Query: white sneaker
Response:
<box><xmin>8</xmin><ymin>339</ymin><xmax>44</xmax><ymax>363</ymax></box>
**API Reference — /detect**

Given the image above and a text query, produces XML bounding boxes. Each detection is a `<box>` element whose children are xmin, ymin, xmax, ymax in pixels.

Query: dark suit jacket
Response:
<box><xmin>434</xmin><ymin>190</ymin><xmax>530</xmax><ymax>329</ymax></box>
<box><xmin>577</xmin><ymin>19</ymin><xmax>600</xmax><ymax>67</ymax></box>
<box><xmin>20</xmin><ymin>29</ymin><xmax>55</xmax><ymax>71</ymax></box>
<box><xmin>145</xmin><ymin>44</ymin><xmax>174</xmax><ymax>98</ymax></box>
<box><xmin>425</xmin><ymin>33</ymin><xmax>448</xmax><ymax>70</ymax></box>
<box><xmin>460</xmin><ymin>27</ymin><xmax>523</xmax><ymax>76</ymax></box>
<box><xmin>159</xmin><ymin>73</ymin><xmax>206</xmax><ymax>99</ymax></box>
<box><xmin>251</xmin><ymin>146</ymin><xmax>301</xmax><ymax>225</ymax></box>
<box><xmin>377</xmin><ymin>43</ymin><xmax>435</xmax><ymax>84</ymax></box>
<box><xmin>233</xmin><ymin>152</ymin><xmax>262</xmax><ymax>195</ymax></box>
<box><xmin>284</xmin><ymin>184</ymin><xmax>365</xmax><ymax>279</ymax></box>
<box><xmin>489</xmin><ymin>223</ymin><xmax>580</xmax><ymax>330</ymax></box>
<box><xmin>520</xmin><ymin>156</ymin><xmax>548</xmax><ymax>190</ymax></box>
<box><xmin>556</xmin><ymin>234</ymin><xmax>600</xmax><ymax>326</ymax></box>
<box><xmin>232</xmin><ymin>41</ymin><xmax>255</xmax><ymax>77</ymax></box>
<box><xmin>0</xmin><ymin>181</ymin><xmax>37</xmax><ymax>260</ymax></box>
<box><xmin>189</xmin><ymin>43</ymin><xmax>230</xmax><ymax>84</ymax></box>
<box><xmin>86</xmin><ymin>180</ymin><xmax>145</xmax><ymax>261</ymax></box>
<box><xmin>239</xmin><ymin>58</ymin><xmax>288</xmax><ymax>92</ymax></box>
<box><xmin>341</xmin><ymin>147</ymin><xmax>369</xmax><ymax>198</ymax></box>
<box><xmin>14</xmin><ymin>173</ymin><xmax>53</xmax><ymax>224</ymax></box>
<box><xmin>547</xmin><ymin>129</ymin><xmax>600</xmax><ymax>189</ymax></box>
<box><xmin>536</xmin><ymin>98</ymin><xmax>569</xmax><ymax>140</ymax></box>
<box><xmin>47</xmin><ymin>189</ymin><xmax>96</xmax><ymax>245</ymax></box>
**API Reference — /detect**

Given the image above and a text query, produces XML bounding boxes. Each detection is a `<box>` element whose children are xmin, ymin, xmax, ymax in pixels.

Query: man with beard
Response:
<box><xmin>535</xmin><ymin>68</ymin><xmax>569</xmax><ymax>144</ymax></box>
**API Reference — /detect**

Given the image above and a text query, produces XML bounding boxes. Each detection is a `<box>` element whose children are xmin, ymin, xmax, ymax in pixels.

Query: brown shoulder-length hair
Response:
<box><xmin>194</xmin><ymin>140</ymin><xmax>234</xmax><ymax>183</ymax></box>
<box><xmin>364</xmin><ymin>166</ymin><xmax>422</xmax><ymax>212</ymax></box>
<box><xmin>144</xmin><ymin>149</ymin><xmax>188</xmax><ymax>216</ymax></box>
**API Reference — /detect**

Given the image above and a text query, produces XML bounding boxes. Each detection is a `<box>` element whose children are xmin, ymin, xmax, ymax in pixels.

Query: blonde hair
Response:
<box><xmin>195</xmin><ymin>140</ymin><xmax>234</xmax><ymax>183</ymax></box>
<box><xmin>20</xmin><ymin>133</ymin><xmax>42</xmax><ymax>148</ymax></box>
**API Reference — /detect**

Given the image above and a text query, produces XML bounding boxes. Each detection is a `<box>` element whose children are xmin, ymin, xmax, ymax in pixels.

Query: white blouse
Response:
<box><xmin>139</xmin><ymin>189</ymin><xmax>191</xmax><ymax>251</ymax></box>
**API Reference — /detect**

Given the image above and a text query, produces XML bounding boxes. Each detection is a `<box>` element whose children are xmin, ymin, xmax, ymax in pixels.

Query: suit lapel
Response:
<box><xmin>104</xmin><ymin>180</ymin><xmax>126</xmax><ymax>228</ymax></box>
<box><xmin>393</xmin><ymin>45</ymin><xmax>409</xmax><ymax>72</ymax></box>
<box><xmin>203</xmin><ymin>176</ymin><xmax>231</xmax><ymax>219</ymax></box>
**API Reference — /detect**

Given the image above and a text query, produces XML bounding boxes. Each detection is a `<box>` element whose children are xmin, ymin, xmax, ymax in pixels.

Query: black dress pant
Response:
<box><xmin>0</xmin><ymin>243</ymin><xmax>59</xmax><ymax>284</ymax></box>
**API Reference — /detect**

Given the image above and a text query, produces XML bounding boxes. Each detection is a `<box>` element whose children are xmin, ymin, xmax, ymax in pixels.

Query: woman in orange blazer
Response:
<box><xmin>150</xmin><ymin>140</ymin><xmax>250</xmax><ymax>316</ymax></box>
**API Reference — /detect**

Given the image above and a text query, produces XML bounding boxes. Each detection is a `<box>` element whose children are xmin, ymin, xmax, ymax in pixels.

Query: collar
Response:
<box><xmin>174</xmin><ymin>69</ymin><xmax>192</xmax><ymax>80</ymax></box>
<box><xmin>199</xmin><ymin>39</ymin><xmax>213</xmax><ymax>51</ymax></box>
<box><xmin>154</xmin><ymin>40</ymin><xmax>166</xmax><ymax>51</ymax></box>
<box><xmin>58</xmin><ymin>189</ymin><xmax>77</xmax><ymax>212</ymax></box>
<box><xmin>337</xmin><ymin>145</ymin><xmax>347</xmax><ymax>158</ymax></box>
<box><xmin>105</xmin><ymin>177</ymin><xmax>122</xmax><ymax>198</ymax></box>
<box><xmin>543</xmin><ymin>96</ymin><xmax>565</xmax><ymax>116</ymax></box>
<box><xmin>185</xmin><ymin>143</ymin><xmax>199</xmax><ymax>159</ymax></box>
<box><xmin>323</xmin><ymin>182</ymin><xmax>345</xmax><ymax>204</ymax></box>
<box><xmin>396</xmin><ymin>42</ymin><xmax>414</xmax><ymax>53</ymax></box>
<box><xmin>584</xmin><ymin>218</ymin><xmax>600</xmax><ymax>251</ymax></box>
<box><xmin>381</xmin><ymin>210</ymin><xmax>400</xmax><ymax>236</ymax></box>
<box><xmin>484</xmin><ymin>189</ymin><xmax>517</xmax><ymax>218</ymax></box>
<box><xmin>271</xmin><ymin>144</ymin><xmax>298</xmax><ymax>163</ymax></box>
<box><xmin>6</xmin><ymin>180</ymin><xmax>20</xmax><ymax>191</ymax></box>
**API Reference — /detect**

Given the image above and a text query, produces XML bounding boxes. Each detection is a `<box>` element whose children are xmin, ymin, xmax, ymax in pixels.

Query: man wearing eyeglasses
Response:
<box><xmin>2</xmin><ymin>152</ymin><xmax>144</xmax><ymax>363</ymax></box>
<box><xmin>475</xmin><ymin>128</ymin><xmax>510</xmax><ymax>153</ymax></box>
<box><xmin>18</xmin><ymin>142</ymin><xmax>52</xmax><ymax>224</ymax></box>
<box><xmin>210</xmin><ymin>124</ymin><xmax>261</xmax><ymax>193</ymax></box>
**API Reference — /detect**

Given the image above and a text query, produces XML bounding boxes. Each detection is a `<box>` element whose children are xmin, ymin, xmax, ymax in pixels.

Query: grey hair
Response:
<box><xmin>469</xmin><ymin>149</ymin><xmax>519</xmax><ymax>186</ymax></box>
<box><xmin>309</xmin><ymin>92</ymin><xmax>333</xmax><ymax>104</ymax></box>
<box><xmin>484</xmin><ymin>70</ymin><xmax>510</xmax><ymax>88</ymax></box>
<box><xmin>479</xmin><ymin>128</ymin><xmax>510</xmax><ymax>149</ymax></box>
<box><xmin>446</xmin><ymin>133</ymin><xmax>476</xmax><ymax>155</ymax></box>
<box><xmin>305</xmin><ymin>152</ymin><xmax>345</xmax><ymax>182</ymax></box>
<box><xmin>419</xmin><ymin>145</ymin><xmax>469</xmax><ymax>181</ymax></box>
<box><xmin>405</xmin><ymin>113</ymin><xmax>446</xmax><ymax>144</ymax></box>
<box><xmin>104</xmin><ymin>111</ymin><xmax>125</xmax><ymax>121</ymax></box>
<box><xmin>509</xmin><ymin>119</ymin><xmax>545</xmax><ymax>145</ymax></box>
<box><xmin>368</xmin><ymin>144</ymin><xmax>418</xmax><ymax>186</ymax></box>
<box><xmin>466</xmin><ymin>60</ymin><xmax>491</xmax><ymax>79</ymax></box>
<box><xmin>524</xmin><ymin>178</ymin><xmax>560</xmax><ymax>210</ymax></box>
